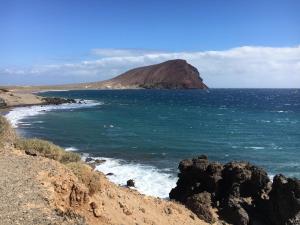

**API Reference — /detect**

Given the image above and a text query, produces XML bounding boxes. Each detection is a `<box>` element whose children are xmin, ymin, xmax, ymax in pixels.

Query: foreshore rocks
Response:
<box><xmin>85</xmin><ymin>158</ymin><xmax>106</xmax><ymax>170</ymax></box>
<box><xmin>42</xmin><ymin>97</ymin><xmax>76</xmax><ymax>105</ymax></box>
<box><xmin>169</xmin><ymin>155</ymin><xmax>300</xmax><ymax>225</ymax></box>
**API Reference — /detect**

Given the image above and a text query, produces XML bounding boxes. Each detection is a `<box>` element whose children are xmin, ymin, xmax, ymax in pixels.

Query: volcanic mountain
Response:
<box><xmin>1</xmin><ymin>59</ymin><xmax>208</xmax><ymax>92</ymax></box>
<box><xmin>102</xmin><ymin>59</ymin><xmax>208</xmax><ymax>89</ymax></box>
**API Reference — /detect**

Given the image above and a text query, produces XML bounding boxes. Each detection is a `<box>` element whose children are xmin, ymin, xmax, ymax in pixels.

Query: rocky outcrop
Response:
<box><xmin>170</xmin><ymin>155</ymin><xmax>300</xmax><ymax>225</ymax></box>
<box><xmin>42</xmin><ymin>97</ymin><xmax>76</xmax><ymax>105</ymax></box>
<box><xmin>107</xmin><ymin>59</ymin><xmax>208</xmax><ymax>89</ymax></box>
<box><xmin>258</xmin><ymin>174</ymin><xmax>300</xmax><ymax>225</ymax></box>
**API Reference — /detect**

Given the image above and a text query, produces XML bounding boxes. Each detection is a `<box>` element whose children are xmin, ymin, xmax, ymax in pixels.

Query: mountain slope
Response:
<box><xmin>103</xmin><ymin>59</ymin><xmax>208</xmax><ymax>89</ymax></box>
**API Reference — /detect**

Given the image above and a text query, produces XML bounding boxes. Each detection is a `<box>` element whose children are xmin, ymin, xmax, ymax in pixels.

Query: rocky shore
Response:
<box><xmin>170</xmin><ymin>155</ymin><xmax>300</xmax><ymax>225</ymax></box>
<box><xmin>0</xmin><ymin>115</ymin><xmax>209</xmax><ymax>225</ymax></box>
<box><xmin>1</xmin><ymin>88</ymin><xmax>299</xmax><ymax>225</ymax></box>
<box><xmin>0</xmin><ymin>88</ymin><xmax>76</xmax><ymax>110</ymax></box>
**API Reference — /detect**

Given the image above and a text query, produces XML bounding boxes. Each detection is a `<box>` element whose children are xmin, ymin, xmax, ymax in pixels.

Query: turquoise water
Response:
<box><xmin>6</xmin><ymin>89</ymin><xmax>300</xmax><ymax>197</ymax></box>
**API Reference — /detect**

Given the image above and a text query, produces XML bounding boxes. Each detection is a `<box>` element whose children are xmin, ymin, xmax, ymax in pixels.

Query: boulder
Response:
<box><xmin>185</xmin><ymin>192</ymin><xmax>215</xmax><ymax>223</ymax></box>
<box><xmin>169</xmin><ymin>155</ymin><xmax>275</xmax><ymax>225</ymax></box>
<box><xmin>264</xmin><ymin>174</ymin><xmax>300</xmax><ymax>225</ymax></box>
<box><xmin>219</xmin><ymin>198</ymin><xmax>250</xmax><ymax>225</ymax></box>
<box><xmin>127</xmin><ymin>179</ymin><xmax>135</xmax><ymax>187</ymax></box>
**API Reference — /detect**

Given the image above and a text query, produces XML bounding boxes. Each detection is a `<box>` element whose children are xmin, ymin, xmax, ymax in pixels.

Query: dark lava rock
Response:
<box><xmin>85</xmin><ymin>157</ymin><xmax>93</xmax><ymax>163</ymax></box>
<box><xmin>262</xmin><ymin>174</ymin><xmax>300</xmax><ymax>225</ymax></box>
<box><xmin>95</xmin><ymin>159</ymin><xmax>106</xmax><ymax>164</ymax></box>
<box><xmin>25</xmin><ymin>149</ymin><xmax>39</xmax><ymax>157</ymax></box>
<box><xmin>42</xmin><ymin>97</ymin><xmax>76</xmax><ymax>105</ymax></box>
<box><xmin>88</xmin><ymin>159</ymin><xmax>106</xmax><ymax>170</ymax></box>
<box><xmin>106</xmin><ymin>173</ymin><xmax>114</xmax><ymax>176</ymax></box>
<box><xmin>169</xmin><ymin>155</ymin><xmax>300</xmax><ymax>225</ymax></box>
<box><xmin>127</xmin><ymin>179</ymin><xmax>135</xmax><ymax>187</ymax></box>
<box><xmin>219</xmin><ymin>198</ymin><xmax>250</xmax><ymax>225</ymax></box>
<box><xmin>186</xmin><ymin>192</ymin><xmax>214</xmax><ymax>223</ymax></box>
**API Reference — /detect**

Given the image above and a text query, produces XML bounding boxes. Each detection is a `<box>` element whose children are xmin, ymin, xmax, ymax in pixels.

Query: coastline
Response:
<box><xmin>3</xmin><ymin>98</ymin><xmax>178</xmax><ymax>198</ymax></box>
<box><xmin>0</xmin><ymin>104</ymin><xmax>210</xmax><ymax>225</ymax></box>
<box><xmin>1</xmin><ymin>89</ymin><xmax>299</xmax><ymax>225</ymax></box>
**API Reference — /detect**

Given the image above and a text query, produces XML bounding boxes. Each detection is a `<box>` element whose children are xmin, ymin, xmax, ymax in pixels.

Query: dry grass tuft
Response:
<box><xmin>15</xmin><ymin>138</ymin><xmax>80</xmax><ymax>163</ymax></box>
<box><xmin>0</xmin><ymin>116</ymin><xmax>16</xmax><ymax>148</ymax></box>
<box><xmin>60</xmin><ymin>151</ymin><xmax>81</xmax><ymax>164</ymax></box>
<box><xmin>66</xmin><ymin>162</ymin><xmax>102</xmax><ymax>195</ymax></box>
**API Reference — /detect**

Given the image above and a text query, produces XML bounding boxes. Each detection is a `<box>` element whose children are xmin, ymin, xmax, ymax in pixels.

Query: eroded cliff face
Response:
<box><xmin>107</xmin><ymin>59</ymin><xmax>208</xmax><ymax>89</ymax></box>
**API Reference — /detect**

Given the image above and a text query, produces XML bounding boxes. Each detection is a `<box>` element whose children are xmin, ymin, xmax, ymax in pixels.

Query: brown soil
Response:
<box><xmin>0</xmin><ymin>146</ymin><xmax>211</xmax><ymax>225</ymax></box>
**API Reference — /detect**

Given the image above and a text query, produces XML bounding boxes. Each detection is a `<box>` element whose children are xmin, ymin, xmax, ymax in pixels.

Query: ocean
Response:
<box><xmin>5</xmin><ymin>89</ymin><xmax>300</xmax><ymax>198</ymax></box>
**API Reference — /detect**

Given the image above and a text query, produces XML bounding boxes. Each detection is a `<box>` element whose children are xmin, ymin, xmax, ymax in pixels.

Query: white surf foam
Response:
<box><xmin>33</xmin><ymin>90</ymin><xmax>70</xmax><ymax>93</ymax></box>
<box><xmin>84</xmin><ymin>156</ymin><xmax>177</xmax><ymax>199</ymax></box>
<box><xmin>65</xmin><ymin>147</ymin><xmax>78</xmax><ymax>151</ymax></box>
<box><xmin>5</xmin><ymin>99</ymin><xmax>102</xmax><ymax>128</ymax></box>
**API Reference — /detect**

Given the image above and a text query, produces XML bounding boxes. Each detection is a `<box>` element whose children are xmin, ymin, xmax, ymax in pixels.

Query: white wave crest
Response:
<box><xmin>84</xmin><ymin>156</ymin><xmax>177</xmax><ymax>199</ymax></box>
<box><xmin>5</xmin><ymin>99</ymin><xmax>102</xmax><ymax>128</ymax></box>
<box><xmin>65</xmin><ymin>147</ymin><xmax>78</xmax><ymax>151</ymax></box>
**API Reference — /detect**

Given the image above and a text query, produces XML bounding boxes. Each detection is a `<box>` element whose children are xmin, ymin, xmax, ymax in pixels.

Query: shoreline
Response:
<box><xmin>4</xmin><ymin>100</ymin><xmax>178</xmax><ymax>198</ymax></box>
<box><xmin>1</xmin><ymin>90</ymin><xmax>299</xmax><ymax>224</ymax></box>
<box><xmin>0</xmin><ymin>115</ymin><xmax>208</xmax><ymax>225</ymax></box>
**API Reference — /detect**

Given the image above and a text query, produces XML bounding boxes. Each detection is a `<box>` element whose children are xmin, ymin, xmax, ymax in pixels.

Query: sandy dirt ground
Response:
<box><xmin>0</xmin><ymin>146</ymin><xmax>212</xmax><ymax>225</ymax></box>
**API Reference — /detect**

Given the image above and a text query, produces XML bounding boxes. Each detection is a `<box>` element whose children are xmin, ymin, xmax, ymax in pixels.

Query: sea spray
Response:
<box><xmin>82</xmin><ymin>155</ymin><xmax>177</xmax><ymax>198</ymax></box>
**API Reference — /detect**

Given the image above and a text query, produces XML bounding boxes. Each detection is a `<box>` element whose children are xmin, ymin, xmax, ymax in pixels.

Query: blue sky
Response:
<box><xmin>0</xmin><ymin>0</ymin><xmax>300</xmax><ymax>87</ymax></box>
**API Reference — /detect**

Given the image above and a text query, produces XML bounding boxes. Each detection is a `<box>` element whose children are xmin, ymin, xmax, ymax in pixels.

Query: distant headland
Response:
<box><xmin>0</xmin><ymin>59</ymin><xmax>208</xmax><ymax>93</ymax></box>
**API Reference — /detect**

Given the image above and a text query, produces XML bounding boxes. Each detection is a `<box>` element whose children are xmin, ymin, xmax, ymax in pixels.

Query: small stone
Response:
<box><xmin>123</xmin><ymin>208</ymin><xmax>132</xmax><ymax>215</ymax></box>
<box><xmin>139</xmin><ymin>207</ymin><xmax>146</xmax><ymax>213</ymax></box>
<box><xmin>85</xmin><ymin>157</ymin><xmax>93</xmax><ymax>162</ymax></box>
<box><xmin>90</xmin><ymin>202</ymin><xmax>98</xmax><ymax>209</ymax></box>
<box><xmin>25</xmin><ymin>149</ymin><xmax>38</xmax><ymax>156</ymax></box>
<box><xmin>93</xmin><ymin>208</ymin><xmax>102</xmax><ymax>217</ymax></box>
<box><xmin>164</xmin><ymin>207</ymin><xmax>173</xmax><ymax>215</ymax></box>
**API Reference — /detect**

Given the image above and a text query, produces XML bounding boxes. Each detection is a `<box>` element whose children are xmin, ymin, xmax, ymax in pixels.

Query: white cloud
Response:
<box><xmin>91</xmin><ymin>48</ymin><xmax>165</xmax><ymax>57</ymax></box>
<box><xmin>1</xmin><ymin>46</ymin><xmax>300</xmax><ymax>87</ymax></box>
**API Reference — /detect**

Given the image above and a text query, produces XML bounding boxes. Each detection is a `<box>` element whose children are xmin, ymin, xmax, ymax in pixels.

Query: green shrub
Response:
<box><xmin>66</xmin><ymin>162</ymin><xmax>102</xmax><ymax>195</ymax></box>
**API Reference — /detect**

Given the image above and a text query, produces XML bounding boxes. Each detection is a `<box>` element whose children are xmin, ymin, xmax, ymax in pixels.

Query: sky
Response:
<box><xmin>0</xmin><ymin>0</ymin><xmax>299</xmax><ymax>87</ymax></box>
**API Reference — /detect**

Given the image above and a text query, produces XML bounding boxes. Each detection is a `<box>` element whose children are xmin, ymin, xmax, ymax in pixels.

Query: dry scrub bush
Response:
<box><xmin>15</xmin><ymin>138</ymin><xmax>80</xmax><ymax>163</ymax></box>
<box><xmin>66</xmin><ymin>162</ymin><xmax>102</xmax><ymax>195</ymax></box>
<box><xmin>0</xmin><ymin>116</ymin><xmax>16</xmax><ymax>148</ymax></box>
<box><xmin>60</xmin><ymin>151</ymin><xmax>81</xmax><ymax>163</ymax></box>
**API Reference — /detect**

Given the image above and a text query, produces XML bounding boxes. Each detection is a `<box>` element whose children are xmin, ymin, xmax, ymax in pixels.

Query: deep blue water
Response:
<box><xmin>14</xmin><ymin>89</ymin><xmax>300</xmax><ymax>178</ymax></box>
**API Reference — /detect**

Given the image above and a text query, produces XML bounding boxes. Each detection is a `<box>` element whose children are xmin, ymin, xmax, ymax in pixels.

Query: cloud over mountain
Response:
<box><xmin>1</xmin><ymin>45</ymin><xmax>299</xmax><ymax>88</ymax></box>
